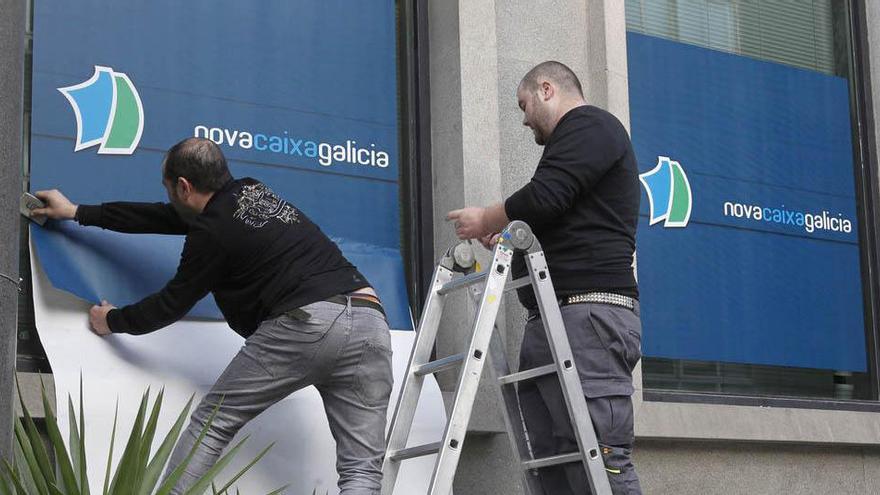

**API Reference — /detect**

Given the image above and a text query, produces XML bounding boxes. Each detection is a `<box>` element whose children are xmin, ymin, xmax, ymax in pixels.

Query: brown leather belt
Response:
<box><xmin>326</xmin><ymin>294</ymin><xmax>386</xmax><ymax>317</ymax></box>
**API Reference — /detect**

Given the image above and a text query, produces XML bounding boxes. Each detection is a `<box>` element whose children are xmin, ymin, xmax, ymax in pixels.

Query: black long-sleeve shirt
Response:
<box><xmin>76</xmin><ymin>177</ymin><xmax>369</xmax><ymax>337</ymax></box>
<box><xmin>504</xmin><ymin>105</ymin><xmax>639</xmax><ymax>308</ymax></box>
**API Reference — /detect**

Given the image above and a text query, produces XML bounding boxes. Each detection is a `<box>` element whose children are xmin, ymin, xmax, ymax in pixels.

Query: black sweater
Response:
<box><xmin>76</xmin><ymin>177</ymin><xmax>369</xmax><ymax>337</ymax></box>
<box><xmin>504</xmin><ymin>105</ymin><xmax>639</xmax><ymax>308</ymax></box>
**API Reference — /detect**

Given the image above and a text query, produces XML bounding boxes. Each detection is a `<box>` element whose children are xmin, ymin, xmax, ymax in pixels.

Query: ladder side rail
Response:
<box><xmin>487</xmin><ymin>326</ymin><xmax>545</xmax><ymax>495</ymax></box>
<box><xmin>465</xmin><ymin>275</ymin><xmax>542</xmax><ymax>495</ymax></box>
<box><xmin>427</xmin><ymin>245</ymin><xmax>515</xmax><ymax>495</ymax></box>
<box><xmin>526</xmin><ymin>251</ymin><xmax>613</xmax><ymax>495</ymax></box>
<box><xmin>381</xmin><ymin>265</ymin><xmax>456</xmax><ymax>495</ymax></box>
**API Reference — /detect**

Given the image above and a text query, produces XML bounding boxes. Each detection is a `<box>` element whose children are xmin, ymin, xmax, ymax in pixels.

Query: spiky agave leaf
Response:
<box><xmin>102</xmin><ymin>400</ymin><xmax>119</xmax><ymax>495</ymax></box>
<box><xmin>14</xmin><ymin>378</ymin><xmax>55</xmax><ymax>490</ymax></box>
<box><xmin>154</xmin><ymin>401</ymin><xmax>222</xmax><ymax>495</ymax></box>
<box><xmin>180</xmin><ymin>435</ymin><xmax>251</xmax><ymax>495</ymax></box>
<box><xmin>108</xmin><ymin>389</ymin><xmax>150</xmax><ymax>494</ymax></box>
<box><xmin>3</xmin><ymin>384</ymin><xmax>276</xmax><ymax>495</ymax></box>
<box><xmin>210</xmin><ymin>442</ymin><xmax>275</xmax><ymax>494</ymax></box>
<box><xmin>136</xmin><ymin>395</ymin><xmax>194</xmax><ymax>495</ymax></box>
<box><xmin>39</xmin><ymin>384</ymin><xmax>80</xmax><ymax>495</ymax></box>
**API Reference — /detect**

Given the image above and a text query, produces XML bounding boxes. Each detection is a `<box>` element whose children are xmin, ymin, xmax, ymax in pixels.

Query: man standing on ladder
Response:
<box><xmin>447</xmin><ymin>61</ymin><xmax>643</xmax><ymax>494</ymax></box>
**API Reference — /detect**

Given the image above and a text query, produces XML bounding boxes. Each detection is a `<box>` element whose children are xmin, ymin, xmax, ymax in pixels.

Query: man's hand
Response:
<box><xmin>31</xmin><ymin>189</ymin><xmax>78</xmax><ymax>220</ymax></box>
<box><xmin>446</xmin><ymin>207</ymin><xmax>488</xmax><ymax>240</ymax></box>
<box><xmin>89</xmin><ymin>300</ymin><xmax>116</xmax><ymax>336</ymax></box>
<box><xmin>479</xmin><ymin>233</ymin><xmax>501</xmax><ymax>250</ymax></box>
<box><xmin>447</xmin><ymin>203</ymin><xmax>511</xmax><ymax>240</ymax></box>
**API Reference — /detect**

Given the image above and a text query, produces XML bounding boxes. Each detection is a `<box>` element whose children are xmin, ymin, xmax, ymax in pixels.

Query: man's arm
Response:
<box><xmin>504</xmin><ymin>117</ymin><xmax>622</xmax><ymax>227</ymax></box>
<box><xmin>98</xmin><ymin>228</ymin><xmax>226</xmax><ymax>335</ymax></box>
<box><xmin>33</xmin><ymin>189</ymin><xmax>188</xmax><ymax>235</ymax></box>
<box><xmin>447</xmin><ymin>115</ymin><xmax>623</xmax><ymax>240</ymax></box>
<box><xmin>446</xmin><ymin>203</ymin><xmax>509</xmax><ymax>240</ymax></box>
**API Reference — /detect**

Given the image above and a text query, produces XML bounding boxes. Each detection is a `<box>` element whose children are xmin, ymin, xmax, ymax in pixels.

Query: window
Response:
<box><xmin>18</xmin><ymin>1</ymin><xmax>429</xmax><ymax>376</ymax></box>
<box><xmin>626</xmin><ymin>0</ymin><xmax>878</xmax><ymax>401</ymax></box>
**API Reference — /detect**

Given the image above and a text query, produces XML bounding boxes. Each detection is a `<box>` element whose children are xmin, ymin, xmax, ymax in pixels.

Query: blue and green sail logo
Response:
<box><xmin>639</xmin><ymin>156</ymin><xmax>693</xmax><ymax>228</ymax></box>
<box><xmin>58</xmin><ymin>66</ymin><xmax>144</xmax><ymax>155</ymax></box>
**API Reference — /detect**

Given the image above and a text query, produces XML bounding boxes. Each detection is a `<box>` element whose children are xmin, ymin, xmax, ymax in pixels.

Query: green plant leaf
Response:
<box><xmin>12</xmin><ymin>414</ymin><xmax>49</xmax><ymax>495</ymax></box>
<box><xmin>11</xmin><ymin>428</ymin><xmax>40</xmax><ymax>493</ymax></box>
<box><xmin>79</xmin><ymin>374</ymin><xmax>90</xmax><ymax>495</ymax></box>
<box><xmin>46</xmin><ymin>481</ymin><xmax>66</xmax><ymax>495</ymax></box>
<box><xmin>154</xmin><ymin>400</ymin><xmax>222</xmax><ymax>495</ymax></box>
<box><xmin>109</xmin><ymin>389</ymin><xmax>150</xmax><ymax>494</ymax></box>
<box><xmin>102</xmin><ymin>401</ymin><xmax>119</xmax><ymax>495</ymax></box>
<box><xmin>0</xmin><ymin>474</ymin><xmax>12</xmax><ymax>495</ymax></box>
<box><xmin>68</xmin><ymin>396</ymin><xmax>83</xmax><ymax>487</ymax></box>
<box><xmin>0</xmin><ymin>449</ymin><xmax>22</xmax><ymax>495</ymax></box>
<box><xmin>138</xmin><ymin>395</ymin><xmax>194</xmax><ymax>495</ymax></box>
<box><xmin>15</xmin><ymin>377</ymin><xmax>55</xmax><ymax>488</ymax></box>
<box><xmin>264</xmin><ymin>484</ymin><xmax>289</xmax><ymax>495</ymax></box>
<box><xmin>181</xmin><ymin>435</ymin><xmax>250</xmax><ymax>495</ymax></box>
<box><xmin>2</xmin><ymin>459</ymin><xmax>29</xmax><ymax>495</ymax></box>
<box><xmin>40</xmin><ymin>383</ymin><xmax>80</xmax><ymax>495</ymax></box>
<box><xmin>133</xmin><ymin>388</ymin><xmax>165</xmax><ymax>491</ymax></box>
<box><xmin>212</xmin><ymin>442</ymin><xmax>275</xmax><ymax>494</ymax></box>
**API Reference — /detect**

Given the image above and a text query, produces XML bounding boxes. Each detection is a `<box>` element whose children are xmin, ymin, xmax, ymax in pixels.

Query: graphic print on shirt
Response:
<box><xmin>233</xmin><ymin>183</ymin><xmax>300</xmax><ymax>228</ymax></box>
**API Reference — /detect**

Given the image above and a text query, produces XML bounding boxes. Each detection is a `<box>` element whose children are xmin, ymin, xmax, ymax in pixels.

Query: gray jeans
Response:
<box><xmin>519</xmin><ymin>301</ymin><xmax>643</xmax><ymax>495</ymax></box>
<box><xmin>164</xmin><ymin>298</ymin><xmax>394</xmax><ymax>495</ymax></box>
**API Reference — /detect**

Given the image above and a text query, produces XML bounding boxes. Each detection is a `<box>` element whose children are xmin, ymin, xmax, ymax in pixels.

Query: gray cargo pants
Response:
<box><xmin>164</xmin><ymin>298</ymin><xmax>393</xmax><ymax>495</ymax></box>
<box><xmin>519</xmin><ymin>300</ymin><xmax>643</xmax><ymax>495</ymax></box>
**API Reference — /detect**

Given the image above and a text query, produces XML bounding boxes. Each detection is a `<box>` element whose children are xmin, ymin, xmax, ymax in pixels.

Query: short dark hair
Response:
<box><xmin>163</xmin><ymin>137</ymin><xmax>232</xmax><ymax>192</ymax></box>
<box><xmin>520</xmin><ymin>61</ymin><xmax>584</xmax><ymax>98</ymax></box>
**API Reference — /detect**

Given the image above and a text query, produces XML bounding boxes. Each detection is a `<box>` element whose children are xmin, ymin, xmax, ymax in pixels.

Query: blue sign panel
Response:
<box><xmin>628</xmin><ymin>32</ymin><xmax>866</xmax><ymax>371</ymax></box>
<box><xmin>30</xmin><ymin>0</ymin><xmax>412</xmax><ymax>329</ymax></box>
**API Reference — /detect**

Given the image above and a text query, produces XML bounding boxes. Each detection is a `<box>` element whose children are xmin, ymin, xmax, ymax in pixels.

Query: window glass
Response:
<box><xmin>626</xmin><ymin>0</ymin><xmax>873</xmax><ymax>400</ymax></box>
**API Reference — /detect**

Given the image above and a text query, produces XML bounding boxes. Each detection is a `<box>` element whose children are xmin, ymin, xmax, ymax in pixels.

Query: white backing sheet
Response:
<box><xmin>30</xmin><ymin>239</ymin><xmax>446</xmax><ymax>494</ymax></box>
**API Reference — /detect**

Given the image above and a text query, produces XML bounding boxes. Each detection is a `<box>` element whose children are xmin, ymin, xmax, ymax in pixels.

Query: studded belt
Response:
<box><xmin>526</xmin><ymin>291</ymin><xmax>637</xmax><ymax>321</ymax></box>
<box><xmin>561</xmin><ymin>292</ymin><xmax>636</xmax><ymax>310</ymax></box>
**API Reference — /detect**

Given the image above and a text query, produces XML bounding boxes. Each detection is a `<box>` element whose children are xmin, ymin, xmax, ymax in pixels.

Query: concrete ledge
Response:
<box><xmin>635</xmin><ymin>397</ymin><xmax>880</xmax><ymax>446</ymax></box>
<box><xmin>635</xmin><ymin>439</ymin><xmax>880</xmax><ymax>495</ymax></box>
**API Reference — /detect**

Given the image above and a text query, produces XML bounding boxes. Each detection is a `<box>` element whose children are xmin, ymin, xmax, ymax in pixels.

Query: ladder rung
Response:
<box><xmin>499</xmin><ymin>364</ymin><xmax>556</xmax><ymax>385</ymax></box>
<box><xmin>504</xmin><ymin>276</ymin><xmax>531</xmax><ymax>292</ymax></box>
<box><xmin>523</xmin><ymin>452</ymin><xmax>582</xmax><ymax>470</ymax></box>
<box><xmin>413</xmin><ymin>353</ymin><xmax>465</xmax><ymax>376</ymax></box>
<box><xmin>388</xmin><ymin>442</ymin><xmax>442</xmax><ymax>462</ymax></box>
<box><xmin>437</xmin><ymin>271</ymin><xmax>488</xmax><ymax>295</ymax></box>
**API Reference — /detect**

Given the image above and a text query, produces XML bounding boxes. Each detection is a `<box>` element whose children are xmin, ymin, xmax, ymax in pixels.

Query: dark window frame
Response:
<box><xmin>398</xmin><ymin>0</ymin><xmax>434</xmax><ymax>323</ymax></box>
<box><xmin>848</xmin><ymin>0</ymin><xmax>880</xmax><ymax>402</ymax></box>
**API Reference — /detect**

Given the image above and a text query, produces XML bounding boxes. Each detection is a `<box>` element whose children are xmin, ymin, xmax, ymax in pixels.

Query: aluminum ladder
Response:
<box><xmin>381</xmin><ymin>220</ymin><xmax>612</xmax><ymax>495</ymax></box>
